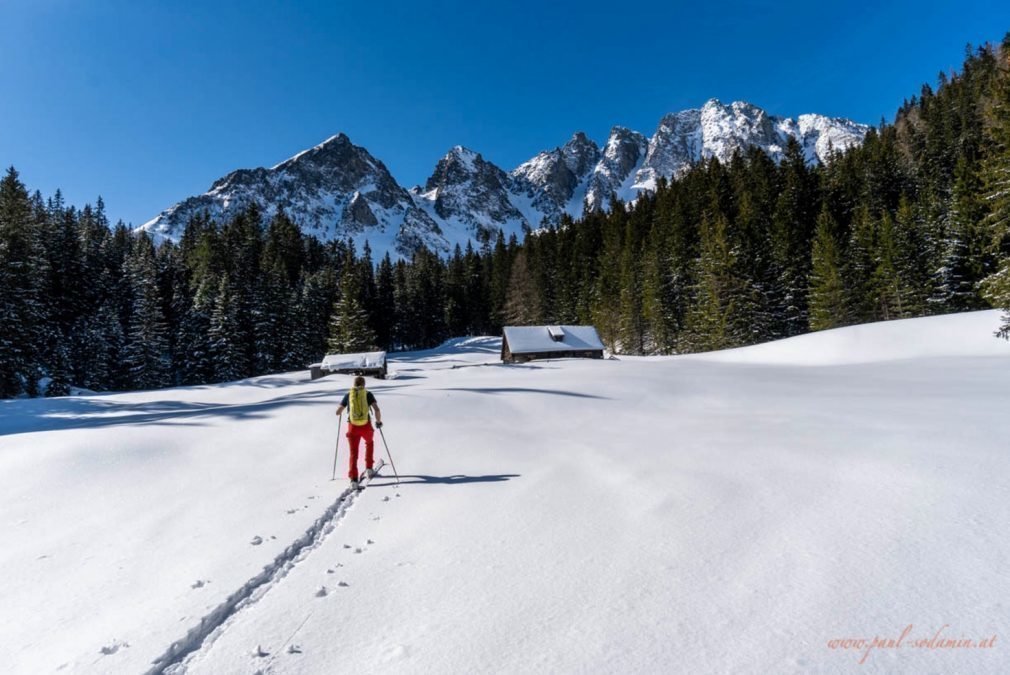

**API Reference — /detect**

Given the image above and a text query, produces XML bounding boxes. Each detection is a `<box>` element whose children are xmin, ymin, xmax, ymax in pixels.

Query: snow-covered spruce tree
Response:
<box><xmin>76</xmin><ymin>301</ymin><xmax>124</xmax><ymax>391</ymax></box>
<box><xmin>443</xmin><ymin>244</ymin><xmax>468</xmax><ymax>337</ymax></box>
<box><xmin>402</xmin><ymin>246</ymin><xmax>446</xmax><ymax>349</ymax></box>
<box><xmin>0</xmin><ymin>168</ymin><xmax>47</xmax><ymax>397</ymax></box>
<box><xmin>868</xmin><ymin>210</ymin><xmax>909</xmax><ymax>320</ymax></box>
<box><xmin>730</xmin><ymin>189</ymin><xmax>778</xmax><ymax>346</ymax></box>
<box><xmin>808</xmin><ymin>205</ymin><xmax>850</xmax><ymax>330</ymax></box>
<box><xmin>591</xmin><ymin>203</ymin><xmax>623</xmax><ymax>351</ymax></box>
<box><xmin>679</xmin><ymin>213</ymin><xmax>739</xmax><ymax>353</ymax></box>
<box><xmin>327</xmin><ymin>269</ymin><xmax>377</xmax><ymax>354</ymax></box>
<box><xmin>641</xmin><ymin>218</ymin><xmax>680</xmax><ymax>354</ymax></box>
<box><xmin>980</xmin><ymin>36</ymin><xmax>1010</xmax><ymax>337</ymax></box>
<box><xmin>770</xmin><ymin>138</ymin><xmax>818</xmax><ymax>337</ymax></box>
<box><xmin>207</xmin><ymin>274</ymin><xmax>246</xmax><ymax>383</ymax></box>
<box><xmin>502</xmin><ymin>247</ymin><xmax>543</xmax><ymax>327</ymax></box>
<box><xmin>892</xmin><ymin>196</ymin><xmax>933</xmax><ymax>317</ymax></box>
<box><xmin>374</xmin><ymin>253</ymin><xmax>396</xmax><ymax>349</ymax></box>
<box><xmin>175</xmin><ymin>274</ymin><xmax>215</xmax><ymax>385</ymax></box>
<box><xmin>122</xmin><ymin>234</ymin><xmax>171</xmax><ymax>390</ymax></box>
<box><xmin>933</xmin><ymin>156</ymin><xmax>990</xmax><ymax>311</ymax></box>
<box><xmin>844</xmin><ymin>205</ymin><xmax>877</xmax><ymax>323</ymax></box>
<box><xmin>618</xmin><ymin>209</ymin><xmax>649</xmax><ymax>354</ymax></box>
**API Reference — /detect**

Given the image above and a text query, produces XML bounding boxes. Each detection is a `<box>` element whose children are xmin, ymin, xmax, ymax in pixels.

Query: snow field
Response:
<box><xmin>1</xmin><ymin>312</ymin><xmax>1008</xmax><ymax>673</ymax></box>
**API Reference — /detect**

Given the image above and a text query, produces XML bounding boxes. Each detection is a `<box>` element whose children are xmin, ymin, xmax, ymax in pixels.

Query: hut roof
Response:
<box><xmin>321</xmin><ymin>351</ymin><xmax>387</xmax><ymax>370</ymax></box>
<box><xmin>502</xmin><ymin>326</ymin><xmax>604</xmax><ymax>355</ymax></box>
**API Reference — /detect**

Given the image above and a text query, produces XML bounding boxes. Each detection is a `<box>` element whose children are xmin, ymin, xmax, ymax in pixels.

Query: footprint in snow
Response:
<box><xmin>286</xmin><ymin>509</ymin><xmax>298</xmax><ymax>515</ymax></box>
<box><xmin>254</xmin><ymin>645</ymin><xmax>270</xmax><ymax>658</ymax></box>
<box><xmin>382</xmin><ymin>496</ymin><xmax>390</xmax><ymax>502</ymax></box>
<box><xmin>367</xmin><ymin>539</ymin><xmax>375</xmax><ymax>545</ymax></box>
<box><xmin>288</xmin><ymin>644</ymin><xmax>303</xmax><ymax>654</ymax></box>
<box><xmin>316</xmin><ymin>586</ymin><xmax>328</xmax><ymax>597</ymax></box>
<box><xmin>343</xmin><ymin>544</ymin><xmax>351</xmax><ymax>549</ymax></box>
<box><xmin>251</xmin><ymin>536</ymin><xmax>264</xmax><ymax>546</ymax></box>
<box><xmin>191</xmin><ymin>580</ymin><xmax>209</xmax><ymax>589</ymax></box>
<box><xmin>100</xmin><ymin>640</ymin><xmax>129</xmax><ymax>656</ymax></box>
<box><xmin>353</xmin><ymin>547</ymin><xmax>363</xmax><ymax>554</ymax></box>
<box><xmin>338</xmin><ymin>581</ymin><xmax>349</xmax><ymax>587</ymax></box>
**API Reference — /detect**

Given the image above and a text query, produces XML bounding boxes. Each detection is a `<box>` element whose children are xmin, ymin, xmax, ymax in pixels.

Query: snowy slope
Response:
<box><xmin>3</xmin><ymin>314</ymin><xmax>1007</xmax><ymax>674</ymax></box>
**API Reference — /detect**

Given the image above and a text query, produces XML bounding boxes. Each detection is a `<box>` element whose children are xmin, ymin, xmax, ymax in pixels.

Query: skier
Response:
<box><xmin>334</xmin><ymin>375</ymin><xmax>383</xmax><ymax>488</ymax></box>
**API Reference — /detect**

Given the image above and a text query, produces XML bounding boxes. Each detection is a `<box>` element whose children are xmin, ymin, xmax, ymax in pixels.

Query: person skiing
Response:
<box><xmin>334</xmin><ymin>375</ymin><xmax>383</xmax><ymax>488</ymax></box>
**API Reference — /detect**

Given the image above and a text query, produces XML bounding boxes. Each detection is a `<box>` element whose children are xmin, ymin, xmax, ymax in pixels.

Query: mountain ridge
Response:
<box><xmin>140</xmin><ymin>99</ymin><xmax>870</xmax><ymax>256</ymax></box>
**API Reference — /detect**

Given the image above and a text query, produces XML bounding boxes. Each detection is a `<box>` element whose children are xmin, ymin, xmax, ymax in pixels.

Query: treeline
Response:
<box><xmin>0</xmin><ymin>182</ymin><xmax>520</xmax><ymax>397</ymax></box>
<box><xmin>2</xmin><ymin>37</ymin><xmax>1009</xmax><ymax>397</ymax></box>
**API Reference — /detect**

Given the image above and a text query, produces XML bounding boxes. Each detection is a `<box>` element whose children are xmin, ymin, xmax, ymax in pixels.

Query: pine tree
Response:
<box><xmin>680</xmin><ymin>213</ymin><xmax>740</xmax><ymax>352</ymax></box>
<box><xmin>808</xmin><ymin>206</ymin><xmax>850</xmax><ymax>330</ymax></box>
<box><xmin>327</xmin><ymin>268</ymin><xmax>377</xmax><ymax>353</ymax></box>
<box><xmin>444</xmin><ymin>244</ymin><xmax>468</xmax><ymax>335</ymax></box>
<box><xmin>123</xmin><ymin>234</ymin><xmax>171</xmax><ymax>389</ymax></box>
<box><xmin>980</xmin><ymin>36</ymin><xmax>1010</xmax><ymax>337</ymax></box>
<box><xmin>0</xmin><ymin>167</ymin><xmax>46</xmax><ymax>396</ymax></box>
<box><xmin>374</xmin><ymin>253</ymin><xmax>396</xmax><ymax>348</ymax></box>
<box><xmin>617</xmin><ymin>217</ymin><xmax>646</xmax><ymax>353</ymax></box>
<box><xmin>771</xmin><ymin>138</ymin><xmax>818</xmax><ymax>336</ymax></box>
<box><xmin>208</xmin><ymin>275</ymin><xmax>245</xmax><ymax>382</ymax></box>
<box><xmin>502</xmin><ymin>247</ymin><xmax>542</xmax><ymax>326</ymax></box>
<box><xmin>591</xmin><ymin>209</ymin><xmax>624</xmax><ymax>351</ymax></box>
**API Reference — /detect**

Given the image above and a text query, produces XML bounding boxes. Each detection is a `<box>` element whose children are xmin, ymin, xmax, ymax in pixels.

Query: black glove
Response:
<box><xmin>376</xmin><ymin>421</ymin><xmax>383</xmax><ymax>429</ymax></box>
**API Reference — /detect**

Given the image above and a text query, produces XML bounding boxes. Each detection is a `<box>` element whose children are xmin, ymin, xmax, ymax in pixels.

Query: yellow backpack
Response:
<box><xmin>348</xmin><ymin>387</ymin><xmax>370</xmax><ymax>426</ymax></box>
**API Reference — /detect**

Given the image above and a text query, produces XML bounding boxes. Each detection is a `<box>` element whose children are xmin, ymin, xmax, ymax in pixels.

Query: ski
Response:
<box><xmin>351</xmin><ymin>458</ymin><xmax>386</xmax><ymax>491</ymax></box>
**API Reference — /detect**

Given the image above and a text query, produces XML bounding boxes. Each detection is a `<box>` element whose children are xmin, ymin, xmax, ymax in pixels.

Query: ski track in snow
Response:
<box><xmin>148</xmin><ymin>460</ymin><xmax>385</xmax><ymax>675</ymax></box>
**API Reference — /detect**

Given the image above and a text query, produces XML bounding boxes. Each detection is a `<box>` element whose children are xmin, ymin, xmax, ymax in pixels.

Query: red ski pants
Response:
<box><xmin>346</xmin><ymin>422</ymin><xmax>375</xmax><ymax>480</ymax></box>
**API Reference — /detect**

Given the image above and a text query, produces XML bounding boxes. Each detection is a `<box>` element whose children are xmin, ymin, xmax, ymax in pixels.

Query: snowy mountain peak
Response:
<box><xmin>141</xmin><ymin>133</ymin><xmax>445</xmax><ymax>256</ymax></box>
<box><xmin>633</xmin><ymin>99</ymin><xmax>870</xmax><ymax>191</ymax></box>
<box><xmin>141</xmin><ymin>101</ymin><xmax>869</xmax><ymax>259</ymax></box>
<box><xmin>560</xmin><ymin>132</ymin><xmax>602</xmax><ymax>178</ymax></box>
<box><xmin>584</xmin><ymin>126</ymin><xmax>649</xmax><ymax>211</ymax></box>
<box><xmin>269</xmin><ymin>132</ymin><xmax>353</xmax><ymax>171</ymax></box>
<box><xmin>414</xmin><ymin>144</ymin><xmax>525</xmax><ymax>240</ymax></box>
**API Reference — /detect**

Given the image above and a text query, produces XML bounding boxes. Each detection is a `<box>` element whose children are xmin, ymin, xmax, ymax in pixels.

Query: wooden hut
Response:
<box><xmin>501</xmin><ymin>325</ymin><xmax>605</xmax><ymax>363</ymax></box>
<box><xmin>310</xmin><ymin>351</ymin><xmax>387</xmax><ymax>380</ymax></box>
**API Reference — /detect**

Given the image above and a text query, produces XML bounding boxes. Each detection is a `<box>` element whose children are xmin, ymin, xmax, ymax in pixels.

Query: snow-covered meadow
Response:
<box><xmin>1</xmin><ymin>311</ymin><xmax>1008</xmax><ymax>674</ymax></box>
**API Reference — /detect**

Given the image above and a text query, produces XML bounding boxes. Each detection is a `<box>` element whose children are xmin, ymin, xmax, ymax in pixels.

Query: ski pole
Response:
<box><xmin>331</xmin><ymin>413</ymin><xmax>343</xmax><ymax>481</ymax></box>
<box><xmin>377</xmin><ymin>426</ymin><xmax>399</xmax><ymax>486</ymax></box>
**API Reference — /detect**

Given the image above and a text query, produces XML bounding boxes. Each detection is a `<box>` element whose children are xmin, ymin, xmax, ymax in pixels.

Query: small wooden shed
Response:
<box><xmin>310</xmin><ymin>351</ymin><xmax>387</xmax><ymax>380</ymax></box>
<box><xmin>501</xmin><ymin>325</ymin><xmax>605</xmax><ymax>363</ymax></box>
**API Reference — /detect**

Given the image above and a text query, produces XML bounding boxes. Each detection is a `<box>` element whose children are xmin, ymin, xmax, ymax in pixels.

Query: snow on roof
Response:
<box><xmin>503</xmin><ymin>325</ymin><xmax>604</xmax><ymax>354</ymax></box>
<box><xmin>320</xmin><ymin>351</ymin><xmax>386</xmax><ymax>370</ymax></box>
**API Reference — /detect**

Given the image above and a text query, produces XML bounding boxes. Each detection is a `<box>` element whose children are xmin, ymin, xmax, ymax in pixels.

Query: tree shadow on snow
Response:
<box><xmin>370</xmin><ymin>474</ymin><xmax>520</xmax><ymax>487</ymax></box>
<box><xmin>436</xmin><ymin>387</ymin><xmax>609</xmax><ymax>399</ymax></box>
<box><xmin>0</xmin><ymin>389</ymin><xmax>336</xmax><ymax>437</ymax></box>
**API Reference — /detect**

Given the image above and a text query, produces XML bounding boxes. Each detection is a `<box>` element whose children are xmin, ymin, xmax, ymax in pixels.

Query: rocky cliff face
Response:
<box><xmin>411</xmin><ymin>146</ymin><xmax>526</xmax><ymax>242</ymax></box>
<box><xmin>141</xmin><ymin>101</ymin><xmax>870</xmax><ymax>258</ymax></box>
<box><xmin>140</xmin><ymin>134</ymin><xmax>446</xmax><ymax>256</ymax></box>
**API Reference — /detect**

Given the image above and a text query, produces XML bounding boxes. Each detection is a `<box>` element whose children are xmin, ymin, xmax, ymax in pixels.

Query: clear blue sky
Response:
<box><xmin>2</xmin><ymin>0</ymin><xmax>1009</xmax><ymax>227</ymax></box>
